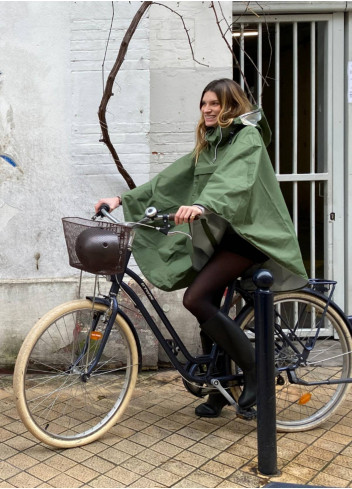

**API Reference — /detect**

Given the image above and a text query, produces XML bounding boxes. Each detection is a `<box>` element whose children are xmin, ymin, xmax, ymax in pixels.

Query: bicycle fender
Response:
<box><xmin>86</xmin><ymin>296</ymin><xmax>143</xmax><ymax>371</ymax></box>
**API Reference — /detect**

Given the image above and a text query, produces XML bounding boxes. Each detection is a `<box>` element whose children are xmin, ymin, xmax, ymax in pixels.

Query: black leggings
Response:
<box><xmin>183</xmin><ymin>229</ymin><xmax>268</xmax><ymax>324</ymax></box>
<box><xmin>183</xmin><ymin>249</ymin><xmax>254</xmax><ymax>323</ymax></box>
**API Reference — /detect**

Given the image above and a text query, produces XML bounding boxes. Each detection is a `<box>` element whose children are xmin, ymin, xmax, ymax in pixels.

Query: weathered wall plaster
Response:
<box><xmin>0</xmin><ymin>1</ymin><xmax>232</xmax><ymax>368</ymax></box>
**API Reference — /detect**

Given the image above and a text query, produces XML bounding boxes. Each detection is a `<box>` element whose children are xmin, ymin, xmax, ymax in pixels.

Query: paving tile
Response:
<box><xmin>188</xmin><ymin>441</ymin><xmax>222</xmax><ymax>459</ymax></box>
<box><xmin>7</xmin><ymin>472</ymin><xmax>42</xmax><ymax>488</ymax></box>
<box><xmin>0</xmin><ymin>461</ymin><xmax>21</xmax><ymax>479</ymax></box>
<box><xmin>311</xmin><ymin>471</ymin><xmax>350</xmax><ymax>488</ymax></box>
<box><xmin>277</xmin><ymin>436</ymin><xmax>308</xmax><ymax>453</ymax></box>
<box><xmin>47</xmin><ymin>473</ymin><xmax>83</xmax><ymax>488</ymax></box>
<box><xmin>113</xmin><ymin>438</ymin><xmax>146</xmax><ymax>456</ymax></box>
<box><xmin>300</xmin><ymin>445</ymin><xmax>337</xmax><ymax>462</ymax></box>
<box><xmin>120</xmin><ymin>456</ymin><xmax>155</xmax><ymax>476</ymax></box>
<box><xmin>150</xmin><ymin>440</ymin><xmax>184</xmax><ymax>457</ymax></box>
<box><xmin>66</xmin><ymin>464</ymin><xmax>100</xmax><ymax>484</ymax></box>
<box><xmin>97</xmin><ymin>428</ymin><xmax>123</xmax><ymax>445</ymax></box>
<box><xmin>174</xmin><ymin>449</ymin><xmax>209</xmax><ymax>468</ymax></box>
<box><xmin>268</xmin><ymin>472</ymin><xmax>308</xmax><ymax>486</ymax></box>
<box><xmin>145</xmin><ymin>467</ymin><xmax>182</xmax><ymax>486</ymax></box>
<box><xmin>167</xmin><ymin>412</ymin><xmax>195</xmax><ymax>426</ymax></box>
<box><xmin>4</xmin><ymin>435</ymin><xmax>37</xmax><ymax>451</ymax></box>
<box><xmin>137</xmin><ymin>448</ymin><xmax>170</xmax><ymax>466</ymax></box>
<box><xmin>98</xmin><ymin>446</ymin><xmax>131</xmax><ymax>465</ymax></box>
<box><xmin>0</xmin><ymin>444</ymin><xmax>17</xmax><ymax>461</ymax></box>
<box><xmin>163</xmin><ymin>433</ymin><xmax>196</xmax><ymax>449</ymax></box>
<box><xmin>141</xmin><ymin>424</ymin><xmax>172</xmax><ymax>440</ymax></box>
<box><xmin>27</xmin><ymin>462</ymin><xmax>61</xmax><ymax>482</ymax></box>
<box><xmin>82</xmin><ymin>455</ymin><xmax>116</xmax><ymax>474</ymax></box>
<box><xmin>188</xmin><ymin>419</ymin><xmax>219</xmax><ymax>434</ymax></box>
<box><xmin>5</xmin><ymin>420</ymin><xmax>29</xmax><ymax>435</ymax></box>
<box><xmin>134</xmin><ymin>411</ymin><xmax>161</xmax><ymax>424</ymax></box>
<box><xmin>201</xmin><ymin>459</ymin><xmax>236</xmax><ymax>478</ymax></box>
<box><xmin>159</xmin><ymin>459</ymin><xmax>195</xmax><ymax>477</ymax></box>
<box><xmin>128</xmin><ymin>431</ymin><xmax>158</xmax><ymax>448</ymax></box>
<box><xmin>331</xmin><ymin>423</ymin><xmax>352</xmax><ymax>437</ymax></box>
<box><xmin>172</xmin><ymin>477</ymin><xmax>205</xmax><ymax>487</ymax></box>
<box><xmin>226</xmin><ymin>442</ymin><xmax>257</xmax><ymax>459</ymax></box>
<box><xmin>121</xmin><ymin>417</ymin><xmax>151</xmax><ymax>431</ymax></box>
<box><xmin>324</xmin><ymin>462</ymin><xmax>352</xmax><ymax>482</ymax></box>
<box><xmin>200</xmin><ymin>433</ymin><xmax>234</xmax><ymax>450</ymax></box>
<box><xmin>342</xmin><ymin>445</ymin><xmax>352</xmax><ymax>457</ymax></box>
<box><xmin>6</xmin><ymin>452</ymin><xmax>38</xmax><ymax>470</ymax></box>
<box><xmin>44</xmin><ymin>452</ymin><xmax>78</xmax><ymax>471</ymax></box>
<box><xmin>105</xmin><ymin>465</ymin><xmax>141</xmax><ymax>485</ymax></box>
<box><xmin>214</xmin><ymin>451</ymin><xmax>247</xmax><ymax>469</ymax></box>
<box><xmin>216</xmin><ymin>480</ymin><xmax>246</xmax><ymax>488</ymax></box>
<box><xmin>23</xmin><ymin>445</ymin><xmax>56</xmax><ymax>462</ymax></box>
<box><xmin>79</xmin><ymin>441</ymin><xmax>108</xmax><ymax>456</ymax></box>
<box><xmin>154</xmin><ymin>418</ymin><xmax>185</xmax><ymax>432</ymax></box>
<box><xmin>87</xmin><ymin>475</ymin><xmax>122</xmax><ymax>488</ymax></box>
<box><xmin>0</xmin><ymin>427</ymin><xmax>14</xmax><ymax>442</ymax></box>
<box><xmin>177</xmin><ymin>426</ymin><xmax>207</xmax><ymax>441</ymax></box>
<box><xmin>293</xmin><ymin>453</ymin><xmax>328</xmax><ymax>470</ymax></box>
<box><xmin>320</xmin><ymin>429</ymin><xmax>352</xmax><ymax>445</ymax></box>
<box><xmin>128</xmin><ymin>476</ymin><xmax>166</xmax><ymax>487</ymax></box>
<box><xmin>147</xmin><ymin>404</ymin><xmax>175</xmax><ymax>417</ymax></box>
<box><xmin>283</xmin><ymin>462</ymin><xmax>319</xmax><ymax>480</ymax></box>
<box><xmin>187</xmin><ymin>468</ymin><xmax>223</xmax><ymax>487</ymax></box>
<box><xmin>313</xmin><ymin>436</ymin><xmax>346</xmax><ymax>453</ymax></box>
<box><xmin>333</xmin><ymin>454</ymin><xmax>352</xmax><ymax>469</ymax></box>
<box><xmin>61</xmin><ymin>447</ymin><xmax>92</xmax><ymax>463</ymax></box>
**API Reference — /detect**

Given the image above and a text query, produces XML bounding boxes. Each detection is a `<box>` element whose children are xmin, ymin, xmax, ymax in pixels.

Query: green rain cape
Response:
<box><xmin>122</xmin><ymin>110</ymin><xmax>308</xmax><ymax>292</ymax></box>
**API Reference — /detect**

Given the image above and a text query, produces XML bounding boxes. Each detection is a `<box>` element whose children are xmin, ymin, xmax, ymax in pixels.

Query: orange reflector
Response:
<box><xmin>298</xmin><ymin>393</ymin><xmax>312</xmax><ymax>405</ymax></box>
<box><xmin>90</xmin><ymin>331</ymin><xmax>103</xmax><ymax>341</ymax></box>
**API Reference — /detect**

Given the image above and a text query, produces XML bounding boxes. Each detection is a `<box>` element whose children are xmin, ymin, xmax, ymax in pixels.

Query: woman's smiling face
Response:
<box><xmin>201</xmin><ymin>91</ymin><xmax>221</xmax><ymax>127</ymax></box>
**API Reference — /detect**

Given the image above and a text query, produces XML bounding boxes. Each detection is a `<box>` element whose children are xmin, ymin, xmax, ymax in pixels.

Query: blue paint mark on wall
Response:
<box><xmin>0</xmin><ymin>154</ymin><xmax>17</xmax><ymax>167</ymax></box>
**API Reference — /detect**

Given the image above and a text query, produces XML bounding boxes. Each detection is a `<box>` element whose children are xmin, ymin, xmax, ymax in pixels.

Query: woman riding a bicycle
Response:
<box><xmin>95</xmin><ymin>78</ymin><xmax>308</xmax><ymax>419</ymax></box>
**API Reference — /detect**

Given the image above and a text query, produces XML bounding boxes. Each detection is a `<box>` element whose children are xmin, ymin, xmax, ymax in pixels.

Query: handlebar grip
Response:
<box><xmin>167</xmin><ymin>213</ymin><xmax>200</xmax><ymax>222</ymax></box>
<box><xmin>97</xmin><ymin>203</ymin><xmax>111</xmax><ymax>216</ymax></box>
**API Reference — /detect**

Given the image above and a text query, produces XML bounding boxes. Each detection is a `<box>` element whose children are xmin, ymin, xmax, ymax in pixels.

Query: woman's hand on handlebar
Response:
<box><xmin>174</xmin><ymin>205</ymin><xmax>203</xmax><ymax>226</ymax></box>
<box><xmin>94</xmin><ymin>197</ymin><xmax>121</xmax><ymax>215</ymax></box>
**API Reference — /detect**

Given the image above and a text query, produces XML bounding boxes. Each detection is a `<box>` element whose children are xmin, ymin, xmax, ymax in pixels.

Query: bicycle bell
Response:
<box><xmin>145</xmin><ymin>207</ymin><xmax>158</xmax><ymax>218</ymax></box>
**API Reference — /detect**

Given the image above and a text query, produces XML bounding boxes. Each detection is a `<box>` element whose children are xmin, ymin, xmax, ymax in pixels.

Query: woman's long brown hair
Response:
<box><xmin>193</xmin><ymin>79</ymin><xmax>252</xmax><ymax>162</ymax></box>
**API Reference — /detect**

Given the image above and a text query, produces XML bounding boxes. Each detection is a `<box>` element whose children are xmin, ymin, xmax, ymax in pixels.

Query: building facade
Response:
<box><xmin>0</xmin><ymin>1</ymin><xmax>351</xmax><ymax>366</ymax></box>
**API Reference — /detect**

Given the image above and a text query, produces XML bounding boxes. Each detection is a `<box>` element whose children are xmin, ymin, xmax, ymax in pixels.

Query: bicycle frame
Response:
<box><xmin>83</xmin><ymin>262</ymin><xmax>244</xmax><ymax>388</ymax></box>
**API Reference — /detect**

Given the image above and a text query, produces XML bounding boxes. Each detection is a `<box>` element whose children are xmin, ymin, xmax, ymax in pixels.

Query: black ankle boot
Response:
<box><xmin>201</xmin><ymin>311</ymin><xmax>257</xmax><ymax>409</ymax></box>
<box><xmin>195</xmin><ymin>393</ymin><xmax>229</xmax><ymax>418</ymax></box>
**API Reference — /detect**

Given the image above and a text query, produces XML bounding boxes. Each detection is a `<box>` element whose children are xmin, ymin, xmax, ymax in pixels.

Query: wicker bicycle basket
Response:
<box><xmin>62</xmin><ymin>217</ymin><xmax>132</xmax><ymax>275</ymax></box>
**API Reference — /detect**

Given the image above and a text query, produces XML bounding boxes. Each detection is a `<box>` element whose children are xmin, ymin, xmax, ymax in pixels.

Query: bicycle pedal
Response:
<box><xmin>236</xmin><ymin>406</ymin><xmax>257</xmax><ymax>420</ymax></box>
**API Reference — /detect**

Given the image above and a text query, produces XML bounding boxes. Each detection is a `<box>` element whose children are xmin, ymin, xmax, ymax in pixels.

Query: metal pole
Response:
<box><xmin>253</xmin><ymin>269</ymin><xmax>278</xmax><ymax>476</ymax></box>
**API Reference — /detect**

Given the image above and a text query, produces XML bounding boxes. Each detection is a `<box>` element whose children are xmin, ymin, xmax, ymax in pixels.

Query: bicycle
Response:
<box><xmin>13</xmin><ymin>206</ymin><xmax>352</xmax><ymax>448</ymax></box>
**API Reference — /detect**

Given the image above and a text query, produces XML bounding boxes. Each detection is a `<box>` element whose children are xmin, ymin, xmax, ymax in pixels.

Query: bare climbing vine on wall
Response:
<box><xmin>98</xmin><ymin>1</ymin><xmax>271</xmax><ymax>190</ymax></box>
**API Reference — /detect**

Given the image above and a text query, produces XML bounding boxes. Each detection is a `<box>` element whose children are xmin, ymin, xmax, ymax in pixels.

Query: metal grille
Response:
<box><xmin>232</xmin><ymin>13</ymin><xmax>345</xmax><ymax>312</ymax></box>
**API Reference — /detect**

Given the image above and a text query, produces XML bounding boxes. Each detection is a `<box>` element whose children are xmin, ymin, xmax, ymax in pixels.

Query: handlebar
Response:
<box><xmin>94</xmin><ymin>204</ymin><xmax>199</xmax><ymax>238</ymax></box>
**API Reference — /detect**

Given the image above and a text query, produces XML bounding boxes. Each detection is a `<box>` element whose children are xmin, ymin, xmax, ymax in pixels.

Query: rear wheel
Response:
<box><xmin>238</xmin><ymin>290</ymin><xmax>352</xmax><ymax>431</ymax></box>
<box><xmin>14</xmin><ymin>299</ymin><xmax>139</xmax><ymax>448</ymax></box>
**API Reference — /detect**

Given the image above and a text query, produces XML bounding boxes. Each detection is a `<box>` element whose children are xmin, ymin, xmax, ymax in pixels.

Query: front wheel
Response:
<box><xmin>238</xmin><ymin>290</ymin><xmax>352</xmax><ymax>432</ymax></box>
<box><xmin>13</xmin><ymin>299</ymin><xmax>139</xmax><ymax>448</ymax></box>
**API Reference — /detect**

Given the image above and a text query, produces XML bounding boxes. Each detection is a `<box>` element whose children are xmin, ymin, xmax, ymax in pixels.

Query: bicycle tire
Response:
<box><xmin>13</xmin><ymin>299</ymin><xmax>139</xmax><ymax>448</ymax></box>
<box><xmin>237</xmin><ymin>290</ymin><xmax>352</xmax><ymax>432</ymax></box>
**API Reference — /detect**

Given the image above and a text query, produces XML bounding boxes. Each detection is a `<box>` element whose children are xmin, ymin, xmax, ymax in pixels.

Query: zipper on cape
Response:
<box><xmin>212</xmin><ymin>127</ymin><xmax>223</xmax><ymax>163</ymax></box>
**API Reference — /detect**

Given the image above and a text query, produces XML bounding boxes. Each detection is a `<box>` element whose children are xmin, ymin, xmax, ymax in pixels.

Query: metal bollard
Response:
<box><xmin>253</xmin><ymin>269</ymin><xmax>278</xmax><ymax>476</ymax></box>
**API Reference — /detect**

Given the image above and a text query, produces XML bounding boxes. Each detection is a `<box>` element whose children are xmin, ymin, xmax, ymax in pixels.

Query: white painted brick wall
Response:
<box><xmin>0</xmin><ymin>1</ymin><xmax>232</xmax><ymax>367</ymax></box>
